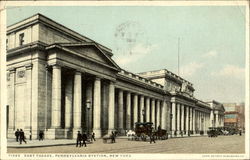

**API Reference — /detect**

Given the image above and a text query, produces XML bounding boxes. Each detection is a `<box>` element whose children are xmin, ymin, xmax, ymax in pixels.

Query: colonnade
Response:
<box><xmin>171</xmin><ymin>102</ymin><xmax>210</xmax><ymax>136</ymax></box>
<box><xmin>48</xmin><ymin>65</ymin><xmax>168</xmax><ymax>138</ymax></box>
<box><xmin>116</xmin><ymin>88</ymin><xmax>167</xmax><ymax>133</ymax></box>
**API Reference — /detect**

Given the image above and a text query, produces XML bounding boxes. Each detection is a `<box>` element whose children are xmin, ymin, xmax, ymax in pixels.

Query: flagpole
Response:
<box><xmin>178</xmin><ymin>37</ymin><xmax>180</xmax><ymax>76</ymax></box>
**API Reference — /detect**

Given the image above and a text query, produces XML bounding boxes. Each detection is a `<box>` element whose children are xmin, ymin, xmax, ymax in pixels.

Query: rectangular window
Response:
<box><xmin>19</xmin><ymin>33</ymin><xmax>24</xmax><ymax>46</ymax></box>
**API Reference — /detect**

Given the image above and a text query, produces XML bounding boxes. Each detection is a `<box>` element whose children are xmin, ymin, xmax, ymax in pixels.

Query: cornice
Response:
<box><xmin>116</xmin><ymin>73</ymin><xmax>169</xmax><ymax>95</ymax></box>
<box><xmin>7</xmin><ymin>41</ymin><xmax>47</xmax><ymax>58</ymax></box>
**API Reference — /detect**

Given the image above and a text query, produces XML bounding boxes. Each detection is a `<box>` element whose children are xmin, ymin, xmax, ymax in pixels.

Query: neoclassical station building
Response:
<box><xmin>6</xmin><ymin>14</ymin><xmax>225</xmax><ymax>139</ymax></box>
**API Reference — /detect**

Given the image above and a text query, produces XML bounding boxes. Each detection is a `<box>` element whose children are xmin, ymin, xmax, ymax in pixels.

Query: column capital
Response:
<box><xmin>52</xmin><ymin>64</ymin><xmax>61</xmax><ymax>70</ymax></box>
<box><xmin>25</xmin><ymin>64</ymin><xmax>33</xmax><ymax>70</ymax></box>
<box><xmin>95</xmin><ymin>76</ymin><xmax>102</xmax><ymax>81</ymax></box>
<box><xmin>109</xmin><ymin>79</ymin><xmax>116</xmax><ymax>84</ymax></box>
<box><xmin>8</xmin><ymin>68</ymin><xmax>16</xmax><ymax>73</ymax></box>
<box><xmin>75</xmin><ymin>70</ymin><xmax>82</xmax><ymax>75</ymax></box>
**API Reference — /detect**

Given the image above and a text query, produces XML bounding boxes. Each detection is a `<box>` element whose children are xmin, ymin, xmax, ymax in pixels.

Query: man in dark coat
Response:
<box><xmin>81</xmin><ymin>132</ymin><xmax>87</xmax><ymax>147</ymax></box>
<box><xmin>15</xmin><ymin>129</ymin><xmax>20</xmax><ymax>142</ymax></box>
<box><xmin>150</xmin><ymin>132</ymin><xmax>156</xmax><ymax>144</ymax></box>
<box><xmin>91</xmin><ymin>132</ymin><xmax>96</xmax><ymax>141</ymax></box>
<box><xmin>111</xmin><ymin>131</ymin><xmax>116</xmax><ymax>143</ymax></box>
<box><xmin>39</xmin><ymin>131</ymin><xmax>44</xmax><ymax>141</ymax></box>
<box><xmin>76</xmin><ymin>131</ymin><xmax>82</xmax><ymax>147</ymax></box>
<box><xmin>19</xmin><ymin>129</ymin><xmax>27</xmax><ymax>144</ymax></box>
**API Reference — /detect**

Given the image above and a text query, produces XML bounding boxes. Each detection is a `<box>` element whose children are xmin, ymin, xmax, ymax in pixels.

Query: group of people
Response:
<box><xmin>76</xmin><ymin>131</ymin><xmax>95</xmax><ymax>147</ymax></box>
<box><xmin>14</xmin><ymin>129</ymin><xmax>27</xmax><ymax>144</ymax></box>
<box><xmin>15</xmin><ymin>129</ymin><xmax>44</xmax><ymax>144</ymax></box>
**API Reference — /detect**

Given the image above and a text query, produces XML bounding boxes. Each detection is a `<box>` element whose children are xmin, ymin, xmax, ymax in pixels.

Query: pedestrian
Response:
<box><xmin>39</xmin><ymin>131</ymin><xmax>44</xmax><ymax>141</ymax></box>
<box><xmin>239</xmin><ymin>130</ymin><xmax>242</xmax><ymax>136</ymax></box>
<box><xmin>29</xmin><ymin>131</ymin><xmax>32</xmax><ymax>140</ymax></box>
<box><xmin>19</xmin><ymin>129</ymin><xmax>27</xmax><ymax>144</ymax></box>
<box><xmin>150</xmin><ymin>132</ymin><xmax>156</xmax><ymax>144</ymax></box>
<box><xmin>91</xmin><ymin>132</ymin><xmax>96</xmax><ymax>141</ymax></box>
<box><xmin>76</xmin><ymin>131</ymin><xmax>82</xmax><ymax>147</ymax></box>
<box><xmin>15</xmin><ymin>129</ymin><xmax>20</xmax><ymax>142</ymax></box>
<box><xmin>111</xmin><ymin>131</ymin><xmax>116</xmax><ymax>143</ymax></box>
<box><xmin>81</xmin><ymin>132</ymin><xmax>87</xmax><ymax>147</ymax></box>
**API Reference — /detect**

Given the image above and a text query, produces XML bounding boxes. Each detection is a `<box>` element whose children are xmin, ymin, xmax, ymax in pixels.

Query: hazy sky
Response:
<box><xmin>7</xmin><ymin>6</ymin><xmax>246</xmax><ymax>103</ymax></box>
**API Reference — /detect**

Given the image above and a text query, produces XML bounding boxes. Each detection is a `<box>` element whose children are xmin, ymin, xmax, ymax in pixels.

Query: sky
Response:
<box><xmin>6</xmin><ymin>5</ymin><xmax>246</xmax><ymax>103</ymax></box>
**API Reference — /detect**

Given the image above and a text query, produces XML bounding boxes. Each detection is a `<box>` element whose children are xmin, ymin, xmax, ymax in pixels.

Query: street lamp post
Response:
<box><xmin>86</xmin><ymin>100</ymin><xmax>91</xmax><ymax>135</ymax></box>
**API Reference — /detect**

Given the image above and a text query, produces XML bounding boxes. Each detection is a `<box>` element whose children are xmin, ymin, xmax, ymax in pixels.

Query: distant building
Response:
<box><xmin>207</xmin><ymin>101</ymin><xmax>225</xmax><ymax>128</ymax></box>
<box><xmin>223</xmin><ymin>103</ymin><xmax>245</xmax><ymax>130</ymax></box>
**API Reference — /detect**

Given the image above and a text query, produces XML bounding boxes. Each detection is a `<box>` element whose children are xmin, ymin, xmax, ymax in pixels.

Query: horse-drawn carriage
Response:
<box><xmin>154</xmin><ymin>129</ymin><xmax>168</xmax><ymax>140</ymax></box>
<box><xmin>127</xmin><ymin>122</ymin><xmax>168</xmax><ymax>141</ymax></box>
<box><xmin>134</xmin><ymin>122</ymin><xmax>153</xmax><ymax>141</ymax></box>
<box><xmin>207</xmin><ymin>127</ymin><xmax>218</xmax><ymax>137</ymax></box>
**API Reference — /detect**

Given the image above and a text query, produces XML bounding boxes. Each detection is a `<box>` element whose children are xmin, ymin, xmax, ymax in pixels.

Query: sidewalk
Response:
<box><xmin>7</xmin><ymin>139</ymin><xmax>77</xmax><ymax>148</ymax></box>
<box><xmin>7</xmin><ymin>135</ymin><xmax>204</xmax><ymax>148</ymax></box>
<box><xmin>7</xmin><ymin>136</ymin><xmax>128</xmax><ymax>148</ymax></box>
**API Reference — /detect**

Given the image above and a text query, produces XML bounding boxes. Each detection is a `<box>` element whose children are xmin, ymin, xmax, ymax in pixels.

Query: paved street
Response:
<box><xmin>8</xmin><ymin>135</ymin><xmax>244</xmax><ymax>154</ymax></box>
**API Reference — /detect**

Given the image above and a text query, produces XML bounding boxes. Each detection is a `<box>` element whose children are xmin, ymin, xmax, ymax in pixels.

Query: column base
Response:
<box><xmin>92</xmin><ymin>128</ymin><xmax>102</xmax><ymax>138</ymax></box>
<box><xmin>7</xmin><ymin>129</ymin><xmax>15</xmax><ymax>139</ymax></box>
<box><xmin>65</xmin><ymin>128</ymin><xmax>73</xmax><ymax>139</ymax></box>
<box><xmin>118</xmin><ymin>128</ymin><xmax>126</xmax><ymax>136</ymax></box>
<box><xmin>46</xmin><ymin>128</ymin><xmax>65</xmax><ymax>139</ymax></box>
<box><xmin>172</xmin><ymin>130</ymin><xmax>177</xmax><ymax>137</ymax></box>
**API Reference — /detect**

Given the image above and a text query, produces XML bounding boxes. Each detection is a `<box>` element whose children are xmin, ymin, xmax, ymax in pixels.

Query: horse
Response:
<box><xmin>127</xmin><ymin>130</ymin><xmax>136</xmax><ymax>141</ymax></box>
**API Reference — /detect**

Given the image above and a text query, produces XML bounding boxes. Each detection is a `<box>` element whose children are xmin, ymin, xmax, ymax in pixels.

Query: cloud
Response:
<box><xmin>180</xmin><ymin>62</ymin><xmax>204</xmax><ymax>77</ymax></box>
<box><xmin>202</xmin><ymin>50</ymin><xmax>218</xmax><ymax>58</ymax></box>
<box><xmin>212</xmin><ymin>65</ymin><xmax>245</xmax><ymax>80</ymax></box>
<box><xmin>114</xmin><ymin>43</ymin><xmax>157</xmax><ymax>65</ymax></box>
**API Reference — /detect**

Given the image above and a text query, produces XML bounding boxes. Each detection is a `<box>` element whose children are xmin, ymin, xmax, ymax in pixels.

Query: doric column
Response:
<box><xmin>126</xmin><ymin>91</ymin><xmax>131</xmax><ymax>130</ymax></box>
<box><xmin>86</xmin><ymin>81</ymin><xmax>93</xmax><ymax>132</ymax></box>
<box><xmin>73</xmin><ymin>71</ymin><xmax>82</xmax><ymax>131</ymax></box>
<box><xmin>181</xmin><ymin>104</ymin><xmax>185</xmax><ymax>131</ymax></box>
<box><xmin>215</xmin><ymin>112</ymin><xmax>219</xmax><ymax>127</ymax></box>
<box><xmin>133</xmin><ymin>94</ymin><xmax>138</xmax><ymax>128</ymax></box>
<box><xmin>190</xmin><ymin>107</ymin><xmax>193</xmax><ymax>132</ymax></box>
<box><xmin>140</xmin><ymin>95</ymin><xmax>144</xmax><ymax>122</ymax></box>
<box><xmin>25</xmin><ymin>65</ymin><xmax>32</xmax><ymax>131</ymax></box>
<box><xmin>108</xmin><ymin>81</ymin><xmax>115</xmax><ymax>133</ymax></box>
<box><xmin>146</xmin><ymin>97</ymin><xmax>150</xmax><ymax>122</ymax></box>
<box><xmin>118</xmin><ymin>89</ymin><xmax>124</xmax><ymax>132</ymax></box>
<box><xmin>65</xmin><ymin>74</ymin><xmax>73</xmax><ymax>129</ymax></box>
<box><xmin>151</xmin><ymin>99</ymin><xmax>156</xmax><ymax>128</ymax></box>
<box><xmin>156</xmin><ymin>100</ymin><xmax>160</xmax><ymax>127</ymax></box>
<box><xmin>176</xmin><ymin>103</ymin><xmax>180</xmax><ymax>134</ymax></box>
<box><xmin>51</xmin><ymin>65</ymin><xmax>62</xmax><ymax>128</ymax></box>
<box><xmin>193</xmin><ymin>108</ymin><xmax>196</xmax><ymax>133</ymax></box>
<box><xmin>186</xmin><ymin>106</ymin><xmax>189</xmax><ymax>133</ymax></box>
<box><xmin>93</xmin><ymin>77</ymin><xmax>101</xmax><ymax>137</ymax></box>
<box><xmin>171</xmin><ymin>102</ymin><xmax>176</xmax><ymax>134</ymax></box>
<box><xmin>199</xmin><ymin>112</ymin><xmax>202</xmax><ymax>131</ymax></box>
<box><xmin>210</xmin><ymin>111</ymin><xmax>214</xmax><ymax>127</ymax></box>
<box><xmin>8</xmin><ymin>68</ymin><xmax>16</xmax><ymax>130</ymax></box>
<box><xmin>161</xmin><ymin>100</ymin><xmax>168</xmax><ymax>130</ymax></box>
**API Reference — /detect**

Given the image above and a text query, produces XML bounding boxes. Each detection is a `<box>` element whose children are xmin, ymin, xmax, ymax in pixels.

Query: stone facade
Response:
<box><xmin>6</xmin><ymin>13</ymin><xmax>224</xmax><ymax>139</ymax></box>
